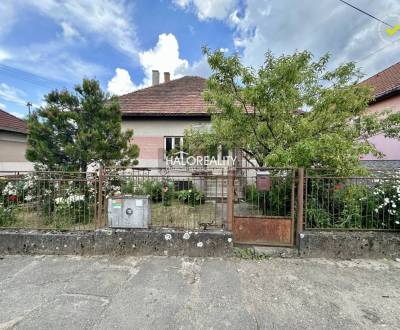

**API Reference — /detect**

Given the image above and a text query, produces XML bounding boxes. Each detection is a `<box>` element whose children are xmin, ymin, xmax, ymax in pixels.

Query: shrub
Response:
<box><xmin>245</xmin><ymin>178</ymin><xmax>292</xmax><ymax>216</ymax></box>
<box><xmin>177</xmin><ymin>189</ymin><xmax>205</xmax><ymax>206</ymax></box>
<box><xmin>306</xmin><ymin>179</ymin><xmax>400</xmax><ymax>229</ymax></box>
<box><xmin>141</xmin><ymin>180</ymin><xmax>174</xmax><ymax>206</ymax></box>
<box><xmin>0</xmin><ymin>204</ymin><xmax>17</xmax><ymax>227</ymax></box>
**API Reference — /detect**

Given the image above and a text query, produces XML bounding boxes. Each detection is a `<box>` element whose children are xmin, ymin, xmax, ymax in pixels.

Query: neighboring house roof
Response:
<box><xmin>359</xmin><ymin>61</ymin><xmax>400</xmax><ymax>102</ymax></box>
<box><xmin>0</xmin><ymin>109</ymin><xmax>27</xmax><ymax>134</ymax></box>
<box><xmin>119</xmin><ymin>76</ymin><xmax>209</xmax><ymax>117</ymax></box>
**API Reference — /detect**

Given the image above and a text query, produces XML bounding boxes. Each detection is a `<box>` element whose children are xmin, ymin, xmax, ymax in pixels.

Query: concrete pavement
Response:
<box><xmin>0</xmin><ymin>255</ymin><xmax>399</xmax><ymax>329</ymax></box>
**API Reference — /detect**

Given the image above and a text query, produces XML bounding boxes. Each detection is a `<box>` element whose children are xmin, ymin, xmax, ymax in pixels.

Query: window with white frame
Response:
<box><xmin>164</xmin><ymin>136</ymin><xmax>185</xmax><ymax>159</ymax></box>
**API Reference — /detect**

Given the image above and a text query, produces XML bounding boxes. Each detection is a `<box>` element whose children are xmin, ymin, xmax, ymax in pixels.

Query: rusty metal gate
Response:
<box><xmin>229</xmin><ymin>167</ymin><xmax>298</xmax><ymax>247</ymax></box>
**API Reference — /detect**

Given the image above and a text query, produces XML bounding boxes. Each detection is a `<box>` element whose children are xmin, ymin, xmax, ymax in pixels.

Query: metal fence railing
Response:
<box><xmin>233</xmin><ymin>167</ymin><xmax>295</xmax><ymax>218</ymax></box>
<box><xmin>103</xmin><ymin>167</ymin><xmax>227</xmax><ymax>230</ymax></box>
<box><xmin>0</xmin><ymin>171</ymin><xmax>99</xmax><ymax>230</ymax></box>
<box><xmin>2</xmin><ymin>166</ymin><xmax>399</xmax><ymax>233</ymax></box>
<box><xmin>304</xmin><ymin>169</ymin><xmax>400</xmax><ymax>231</ymax></box>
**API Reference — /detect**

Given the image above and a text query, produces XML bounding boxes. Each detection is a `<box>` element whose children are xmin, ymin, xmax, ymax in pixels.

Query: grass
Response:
<box><xmin>150</xmin><ymin>200</ymin><xmax>224</xmax><ymax>230</ymax></box>
<box><xmin>1</xmin><ymin>200</ymin><xmax>224</xmax><ymax>231</ymax></box>
<box><xmin>0</xmin><ymin>205</ymin><xmax>95</xmax><ymax>230</ymax></box>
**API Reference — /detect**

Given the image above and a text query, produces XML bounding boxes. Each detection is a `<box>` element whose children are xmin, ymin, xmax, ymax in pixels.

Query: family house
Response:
<box><xmin>360</xmin><ymin>61</ymin><xmax>400</xmax><ymax>168</ymax></box>
<box><xmin>0</xmin><ymin>109</ymin><xmax>33</xmax><ymax>172</ymax></box>
<box><xmin>119</xmin><ymin>71</ymin><xmax>232</xmax><ymax>169</ymax></box>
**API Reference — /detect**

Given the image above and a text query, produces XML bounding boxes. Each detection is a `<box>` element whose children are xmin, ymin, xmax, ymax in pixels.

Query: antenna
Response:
<box><xmin>26</xmin><ymin>101</ymin><xmax>32</xmax><ymax>116</ymax></box>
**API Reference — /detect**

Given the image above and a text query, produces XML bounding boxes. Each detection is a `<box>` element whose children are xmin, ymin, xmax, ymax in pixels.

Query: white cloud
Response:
<box><xmin>184</xmin><ymin>55</ymin><xmax>211</xmax><ymax>77</ymax></box>
<box><xmin>107</xmin><ymin>33</ymin><xmax>211</xmax><ymax>94</ymax></box>
<box><xmin>107</xmin><ymin>68</ymin><xmax>137</xmax><ymax>95</ymax></box>
<box><xmin>138</xmin><ymin>33</ymin><xmax>189</xmax><ymax>85</ymax></box>
<box><xmin>9</xmin><ymin>111</ymin><xmax>25</xmax><ymax>119</ymax></box>
<box><xmin>5</xmin><ymin>40</ymin><xmax>107</xmax><ymax>83</ymax></box>
<box><xmin>0</xmin><ymin>102</ymin><xmax>6</xmax><ymax>109</ymax></box>
<box><xmin>0</xmin><ymin>83</ymin><xmax>27</xmax><ymax>107</ymax></box>
<box><xmin>231</xmin><ymin>0</ymin><xmax>400</xmax><ymax>77</ymax></box>
<box><xmin>0</xmin><ymin>49</ymin><xmax>11</xmax><ymax>61</ymax></box>
<box><xmin>174</xmin><ymin>0</ymin><xmax>238</xmax><ymax>20</ymax></box>
<box><xmin>60</xmin><ymin>22</ymin><xmax>81</xmax><ymax>40</ymax></box>
<box><xmin>0</xmin><ymin>2</ymin><xmax>15</xmax><ymax>39</ymax></box>
<box><xmin>23</xmin><ymin>0</ymin><xmax>138</xmax><ymax>57</ymax></box>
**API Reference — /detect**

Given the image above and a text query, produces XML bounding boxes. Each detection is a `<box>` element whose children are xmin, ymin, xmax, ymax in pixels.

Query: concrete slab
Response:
<box><xmin>0</xmin><ymin>255</ymin><xmax>399</xmax><ymax>329</ymax></box>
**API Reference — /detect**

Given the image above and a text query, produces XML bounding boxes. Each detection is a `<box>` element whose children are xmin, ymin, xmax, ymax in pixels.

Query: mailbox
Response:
<box><xmin>256</xmin><ymin>171</ymin><xmax>271</xmax><ymax>192</ymax></box>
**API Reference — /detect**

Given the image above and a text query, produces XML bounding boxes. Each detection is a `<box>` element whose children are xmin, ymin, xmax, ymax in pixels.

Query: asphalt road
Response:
<box><xmin>0</xmin><ymin>255</ymin><xmax>399</xmax><ymax>329</ymax></box>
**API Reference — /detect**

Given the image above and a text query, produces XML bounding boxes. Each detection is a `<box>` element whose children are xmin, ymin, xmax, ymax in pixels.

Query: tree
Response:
<box><xmin>27</xmin><ymin>79</ymin><xmax>139</xmax><ymax>172</ymax></box>
<box><xmin>185</xmin><ymin>48</ymin><xmax>400</xmax><ymax>174</ymax></box>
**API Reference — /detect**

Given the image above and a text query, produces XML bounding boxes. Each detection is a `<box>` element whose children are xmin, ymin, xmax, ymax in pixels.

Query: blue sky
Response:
<box><xmin>1</xmin><ymin>0</ymin><xmax>400</xmax><ymax>118</ymax></box>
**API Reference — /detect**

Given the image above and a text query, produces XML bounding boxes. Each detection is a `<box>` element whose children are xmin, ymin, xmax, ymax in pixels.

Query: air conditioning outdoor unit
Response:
<box><xmin>107</xmin><ymin>195</ymin><xmax>151</xmax><ymax>228</ymax></box>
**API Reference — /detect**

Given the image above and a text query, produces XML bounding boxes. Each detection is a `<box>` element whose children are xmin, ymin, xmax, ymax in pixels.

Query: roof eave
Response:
<box><xmin>0</xmin><ymin>126</ymin><xmax>27</xmax><ymax>134</ymax></box>
<box><xmin>122</xmin><ymin>112</ymin><xmax>211</xmax><ymax>118</ymax></box>
<box><xmin>370</xmin><ymin>86</ymin><xmax>400</xmax><ymax>104</ymax></box>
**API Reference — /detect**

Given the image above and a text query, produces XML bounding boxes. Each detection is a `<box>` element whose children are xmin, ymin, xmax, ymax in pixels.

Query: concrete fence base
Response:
<box><xmin>0</xmin><ymin>228</ymin><xmax>234</xmax><ymax>257</ymax></box>
<box><xmin>299</xmin><ymin>231</ymin><xmax>400</xmax><ymax>259</ymax></box>
<box><xmin>2</xmin><ymin>229</ymin><xmax>399</xmax><ymax>259</ymax></box>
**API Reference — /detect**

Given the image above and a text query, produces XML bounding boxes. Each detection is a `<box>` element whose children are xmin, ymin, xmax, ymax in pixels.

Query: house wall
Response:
<box><xmin>122</xmin><ymin>118</ymin><xmax>211</xmax><ymax>167</ymax></box>
<box><xmin>0</xmin><ymin>131</ymin><xmax>33</xmax><ymax>172</ymax></box>
<box><xmin>362</xmin><ymin>94</ymin><xmax>400</xmax><ymax>163</ymax></box>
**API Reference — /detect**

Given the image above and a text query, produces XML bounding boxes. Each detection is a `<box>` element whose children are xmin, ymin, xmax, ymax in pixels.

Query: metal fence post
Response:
<box><xmin>296</xmin><ymin>167</ymin><xmax>304</xmax><ymax>246</ymax></box>
<box><xmin>96</xmin><ymin>164</ymin><xmax>104</xmax><ymax>229</ymax></box>
<box><xmin>226</xmin><ymin>168</ymin><xmax>235</xmax><ymax>231</ymax></box>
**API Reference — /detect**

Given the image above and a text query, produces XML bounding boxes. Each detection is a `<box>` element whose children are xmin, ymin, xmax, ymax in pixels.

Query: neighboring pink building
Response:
<box><xmin>360</xmin><ymin>62</ymin><xmax>400</xmax><ymax>167</ymax></box>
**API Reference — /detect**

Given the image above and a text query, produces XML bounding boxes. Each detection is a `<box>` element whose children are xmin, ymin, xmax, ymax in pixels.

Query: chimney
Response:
<box><xmin>152</xmin><ymin>70</ymin><xmax>160</xmax><ymax>86</ymax></box>
<box><xmin>164</xmin><ymin>72</ymin><xmax>170</xmax><ymax>83</ymax></box>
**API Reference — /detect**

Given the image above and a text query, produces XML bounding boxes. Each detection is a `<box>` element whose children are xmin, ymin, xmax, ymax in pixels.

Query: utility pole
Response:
<box><xmin>26</xmin><ymin>102</ymin><xmax>32</xmax><ymax>116</ymax></box>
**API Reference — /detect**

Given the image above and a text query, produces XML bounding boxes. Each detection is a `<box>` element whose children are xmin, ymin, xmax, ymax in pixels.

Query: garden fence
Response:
<box><xmin>0</xmin><ymin>171</ymin><xmax>99</xmax><ymax>230</ymax></box>
<box><xmin>1</xmin><ymin>167</ymin><xmax>400</xmax><ymax>233</ymax></box>
<box><xmin>304</xmin><ymin>169</ymin><xmax>400</xmax><ymax>231</ymax></box>
<box><xmin>102</xmin><ymin>167</ymin><xmax>227</xmax><ymax>230</ymax></box>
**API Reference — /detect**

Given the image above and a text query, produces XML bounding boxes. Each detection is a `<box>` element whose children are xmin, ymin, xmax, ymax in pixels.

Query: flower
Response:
<box><xmin>7</xmin><ymin>195</ymin><xmax>17</xmax><ymax>202</ymax></box>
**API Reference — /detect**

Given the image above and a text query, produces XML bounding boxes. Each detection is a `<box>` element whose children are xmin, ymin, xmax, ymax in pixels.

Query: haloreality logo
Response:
<box><xmin>378</xmin><ymin>14</ymin><xmax>400</xmax><ymax>44</ymax></box>
<box><xmin>165</xmin><ymin>150</ymin><xmax>237</xmax><ymax>166</ymax></box>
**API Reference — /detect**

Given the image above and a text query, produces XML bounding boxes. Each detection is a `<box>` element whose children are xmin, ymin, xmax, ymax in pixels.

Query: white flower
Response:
<box><xmin>395</xmin><ymin>221</ymin><xmax>399</xmax><ymax>225</ymax></box>
<box><xmin>24</xmin><ymin>195</ymin><xmax>33</xmax><ymax>202</ymax></box>
<box><xmin>374</xmin><ymin>208</ymin><xmax>379</xmax><ymax>213</ymax></box>
<box><xmin>55</xmin><ymin>197</ymin><xmax>64</xmax><ymax>205</ymax></box>
<box><xmin>2</xmin><ymin>182</ymin><xmax>16</xmax><ymax>195</ymax></box>
<box><xmin>66</xmin><ymin>194</ymin><xmax>84</xmax><ymax>203</ymax></box>
<box><xmin>384</xmin><ymin>198</ymin><xmax>390</xmax><ymax>205</ymax></box>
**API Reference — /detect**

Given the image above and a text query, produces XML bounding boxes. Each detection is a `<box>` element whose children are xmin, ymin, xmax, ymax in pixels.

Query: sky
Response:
<box><xmin>0</xmin><ymin>0</ymin><xmax>400</xmax><ymax>118</ymax></box>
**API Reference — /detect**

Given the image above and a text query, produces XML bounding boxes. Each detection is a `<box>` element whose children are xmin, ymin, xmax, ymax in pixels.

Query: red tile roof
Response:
<box><xmin>0</xmin><ymin>109</ymin><xmax>27</xmax><ymax>134</ymax></box>
<box><xmin>359</xmin><ymin>61</ymin><xmax>400</xmax><ymax>100</ymax></box>
<box><xmin>119</xmin><ymin>76</ymin><xmax>209</xmax><ymax>116</ymax></box>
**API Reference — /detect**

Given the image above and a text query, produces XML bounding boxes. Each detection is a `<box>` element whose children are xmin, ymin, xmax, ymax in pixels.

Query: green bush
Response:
<box><xmin>141</xmin><ymin>180</ymin><xmax>174</xmax><ymax>206</ymax></box>
<box><xmin>0</xmin><ymin>205</ymin><xmax>17</xmax><ymax>227</ymax></box>
<box><xmin>177</xmin><ymin>189</ymin><xmax>205</xmax><ymax>206</ymax></box>
<box><xmin>306</xmin><ymin>179</ymin><xmax>400</xmax><ymax>230</ymax></box>
<box><xmin>245</xmin><ymin>178</ymin><xmax>292</xmax><ymax>216</ymax></box>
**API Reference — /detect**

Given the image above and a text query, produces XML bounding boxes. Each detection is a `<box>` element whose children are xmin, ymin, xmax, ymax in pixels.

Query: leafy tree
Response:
<box><xmin>185</xmin><ymin>48</ymin><xmax>400</xmax><ymax>174</ymax></box>
<box><xmin>27</xmin><ymin>79</ymin><xmax>139</xmax><ymax>171</ymax></box>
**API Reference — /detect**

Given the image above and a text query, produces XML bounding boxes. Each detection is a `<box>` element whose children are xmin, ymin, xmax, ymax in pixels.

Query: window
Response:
<box><xmin>221</xmin><ymin>146</ymin><xmax>229</xmax><ymax>160</ymax></box>
<box><xmin>164</xmin><ymin>136</ymin><xmax>185</xmax><ymax>159</ymax></box>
